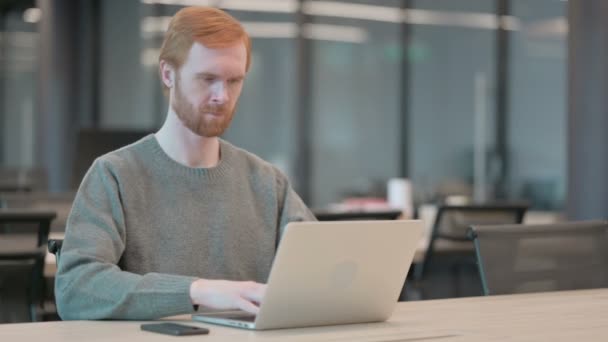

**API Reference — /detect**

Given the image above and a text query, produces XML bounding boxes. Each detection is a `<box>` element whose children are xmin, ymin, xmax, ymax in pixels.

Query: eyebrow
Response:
<box><xmin>196</xmin><ymin>72</ymin><xmax>216</xmax><ymax>78</ymax></box>
<box><xmin>195</xmin><ymin>72</ymin><xmax>244</xmax><ymax>80</ymax></box>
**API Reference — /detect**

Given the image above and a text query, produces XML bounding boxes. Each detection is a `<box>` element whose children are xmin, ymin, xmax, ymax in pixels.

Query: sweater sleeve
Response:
<box><xmin>55</xmin><ymin>158</ymin><xmax>198</xmax><ymax>320</ymax></box>
<box><xmin>276</xmin><ymin>171</ymin><xmax>317</xmax><ymax>238</ymax></box>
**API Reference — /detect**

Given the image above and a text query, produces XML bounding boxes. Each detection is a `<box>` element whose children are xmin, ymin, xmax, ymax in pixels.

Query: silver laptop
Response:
<box><xmin>192</xmin><ymin>220</ymin><xmax>423</xmax><ymax>330</ymax></box>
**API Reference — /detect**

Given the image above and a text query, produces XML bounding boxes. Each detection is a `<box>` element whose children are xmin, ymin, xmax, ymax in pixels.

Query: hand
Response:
<box><xmin>190</xmin><ymin>279</ymin><xmax>266</xmax><ymax>314</ymax></box>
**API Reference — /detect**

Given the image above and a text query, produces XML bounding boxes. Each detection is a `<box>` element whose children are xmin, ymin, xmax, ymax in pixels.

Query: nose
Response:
<box><xmin>210</xmin><ymin>81</ymin><xmax>229</xmax><ymax>105</ymax></box>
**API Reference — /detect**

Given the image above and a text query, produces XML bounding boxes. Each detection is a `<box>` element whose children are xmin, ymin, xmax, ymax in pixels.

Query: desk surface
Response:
<box><xmin>2</xmin><ymin>289</ymin><xmax>607</xmax><ymax>341</ymax></box>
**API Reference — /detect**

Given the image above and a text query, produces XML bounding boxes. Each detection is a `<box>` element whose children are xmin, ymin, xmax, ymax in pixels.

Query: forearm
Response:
<box><xmin>56</xmin><ymin>259</ymin><xmax>198</xmax><ymax>320</ymax></box>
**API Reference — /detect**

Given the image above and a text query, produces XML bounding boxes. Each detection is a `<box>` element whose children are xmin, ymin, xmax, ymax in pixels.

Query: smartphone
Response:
<box><xmin>140</xmin><ymin>323</ymin><xmax>210</xmax><ymax>336</ymax></box>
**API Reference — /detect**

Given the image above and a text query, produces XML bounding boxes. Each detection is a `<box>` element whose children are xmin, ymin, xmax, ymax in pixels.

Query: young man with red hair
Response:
<box><xmin>55</xmin><ymin>7</ymin><xmax>314</xmax><ymax>320</ymax></box>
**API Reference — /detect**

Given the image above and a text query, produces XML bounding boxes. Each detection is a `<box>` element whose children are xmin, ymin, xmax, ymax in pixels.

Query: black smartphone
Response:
<box><xmin>140</xmin><ymin>323</ymin><xmax>210</xmax><ymax>336</ymax></box>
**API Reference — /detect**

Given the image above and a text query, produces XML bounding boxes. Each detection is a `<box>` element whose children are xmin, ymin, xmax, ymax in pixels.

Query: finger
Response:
<box><xmin>243</xmin><ymin>284</ymin><xmax>266</xmax><ymax>304</ymax></box>
<box><xmin>236</xmin><ymin>298</ymin><xmax>260</xmax><ymax>315</ymax></box>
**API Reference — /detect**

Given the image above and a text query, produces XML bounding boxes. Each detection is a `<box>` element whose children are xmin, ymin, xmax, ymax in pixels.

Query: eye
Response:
<box><xmin>228</xmin><ymin>78</ymin><xmax>242</xmax><ymax>85</ymax></box>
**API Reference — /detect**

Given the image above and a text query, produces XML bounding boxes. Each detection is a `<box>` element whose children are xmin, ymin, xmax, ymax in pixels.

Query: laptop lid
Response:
<box><xmin>193</xmin><ymin>220</ymin><xmax>423</xmax><ymax>330</ymax></box>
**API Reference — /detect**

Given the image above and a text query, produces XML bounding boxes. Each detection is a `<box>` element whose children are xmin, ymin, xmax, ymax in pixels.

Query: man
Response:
<box><xmin>55</xmin><ymin>6</ymin><xmax>315</xmax><ymax>320</ymax></box>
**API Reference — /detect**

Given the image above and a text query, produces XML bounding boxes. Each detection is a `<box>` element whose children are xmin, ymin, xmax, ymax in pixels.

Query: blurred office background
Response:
<box><xmin>1</xmin><ymin>0</ymin><xmax>579</xmax><ymax>212</ymax></box>
<box><xmin>1</xmin><ymin>0</ymin><xmax>608</xmax><ymax>321</ymax></box>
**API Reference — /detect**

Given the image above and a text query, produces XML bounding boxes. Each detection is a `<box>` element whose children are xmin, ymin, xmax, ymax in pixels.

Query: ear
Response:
<box><xmin>159</xmin><ymin>60</ymin><xmax>175</xmax><ymax>89</ymax></box>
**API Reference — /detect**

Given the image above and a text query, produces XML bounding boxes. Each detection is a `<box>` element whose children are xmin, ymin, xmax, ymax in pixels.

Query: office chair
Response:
<box><xmin>48</xmin><ymin>239</ymin><xmax>63</xmax><ymax>263</ymax></box>
<box><xmin>468</xmin><ymin>220</ymin><xmax>608</xmax><ymax>295</ymax></box>
<box><xmin>0</xmin><ymin>192</ymin><xmax>73</xmax><ymax>321</ymax></box>
<box><xmin>71</xmin><ymin>129</ymin><xmax>149</xmax><ymax>189</ymax></box>
<box><xmin>0</xmin><ymin>209</ymin><xmax>56</xmax><ymax>323</ymax></box>
<box><xmin>413</xmin><ymin>204</ymin><xmax>527</xmax><ymax>298</ymax></box>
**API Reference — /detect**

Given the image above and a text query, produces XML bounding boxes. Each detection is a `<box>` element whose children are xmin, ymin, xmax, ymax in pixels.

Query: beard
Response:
<box><xmin>172</xmin><ymin>79</ymin><xmax>236</xmax><ymax>138</ymax></box>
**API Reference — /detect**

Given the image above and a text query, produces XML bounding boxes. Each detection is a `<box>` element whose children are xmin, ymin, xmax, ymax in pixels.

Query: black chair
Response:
<box><xmin>413</xmin><ymin>204</ymin><xmax>527</xmax><ymax>298</ymax></box>
<box><xmin>0</xmin><ymin>192</ymin><xmax>73</xmax><ymax>321</ymax></box>
<box><xmin>0</xmin><ymin>209</ymin><xmax>56</xmax><ymax>322</ymax></box>
<box><xmin>71</xmin><ymin>129</ymin><xmax>150</xmax><ymax>189</ymax></box>
<box><xmin>468</xmin><ymin>220</ymin><xmax>608</xmax><ymax>295</ymax></box>
<box><xmin>48</xmin><ymin>239</ymin><xmax>63</xmax><ymax>263</ymax></box>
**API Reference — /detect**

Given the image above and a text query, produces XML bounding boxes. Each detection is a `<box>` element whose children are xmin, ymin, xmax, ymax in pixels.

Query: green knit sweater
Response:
<box><xmin>55</xmin><ymin>135</ymin><xmax>315</xmax><ymax>320</ymax></box>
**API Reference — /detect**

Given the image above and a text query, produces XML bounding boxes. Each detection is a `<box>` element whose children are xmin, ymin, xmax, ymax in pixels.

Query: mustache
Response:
<box><xmin>199</xmin><ymin>105</ymin><xmax>228</xmax><ymax>114</ymax></box>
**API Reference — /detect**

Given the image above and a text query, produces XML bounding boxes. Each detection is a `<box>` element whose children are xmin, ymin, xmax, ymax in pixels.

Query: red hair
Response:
<box><xmin>159</xmin><ymin>7</ymin><xmax>251</xmax><ymax>93</ymax></box>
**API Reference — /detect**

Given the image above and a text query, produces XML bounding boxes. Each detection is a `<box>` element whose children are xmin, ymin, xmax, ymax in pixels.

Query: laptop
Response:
<box><xmin>192</xmin><ymin>220</ymin><xmax>423</xmax><ymax>330</ymax></box>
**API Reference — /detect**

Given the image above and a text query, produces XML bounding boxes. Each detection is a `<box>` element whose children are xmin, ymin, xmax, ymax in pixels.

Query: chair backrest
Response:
<box><xmin>48</xmin><ymin>239</ymin><xmax>63</xmax><ymax>262</ymax></box>
<box><xmin>468</xmin><ymin>220</ymin><xmax>608</xmax><ymax>295</ymax></box>
<box><xmin>433</xmin><ymin>204</ymin><xmax>528</xmax><ymax>241</ymax></box>
<box><xmin>415</xmin><ymin>204</ymin><xmax>528</xmax><ymax>280</ymax></box>
<box><xmin>0</xmin><ymin>209</ymin><xmax>56</xmax><ymax>322</ymax></box>
<box><xmin>72</xmin><ymin>129</ymin><xmax>149</xmax><ymax>189</ymax></box>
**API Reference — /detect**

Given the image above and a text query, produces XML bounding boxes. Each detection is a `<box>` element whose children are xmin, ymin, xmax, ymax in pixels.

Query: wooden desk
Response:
<box><xmin>2</xmin><ymin>289</ymin><xmax>606</xmax><ymax>341</ymax></box>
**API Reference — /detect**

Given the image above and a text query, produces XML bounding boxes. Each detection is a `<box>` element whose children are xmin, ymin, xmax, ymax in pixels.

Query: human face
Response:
<box><xmin>170</xmin><ymin>41</ymin><xmax>247</xmax><ymax>137</ymax></box>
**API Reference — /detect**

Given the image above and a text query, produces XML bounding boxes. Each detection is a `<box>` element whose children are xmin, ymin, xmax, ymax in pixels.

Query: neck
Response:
<box><xmin>155</xmin><ymin>108</ymin><xmax>220</xmax><ymax>168</ymax></box>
